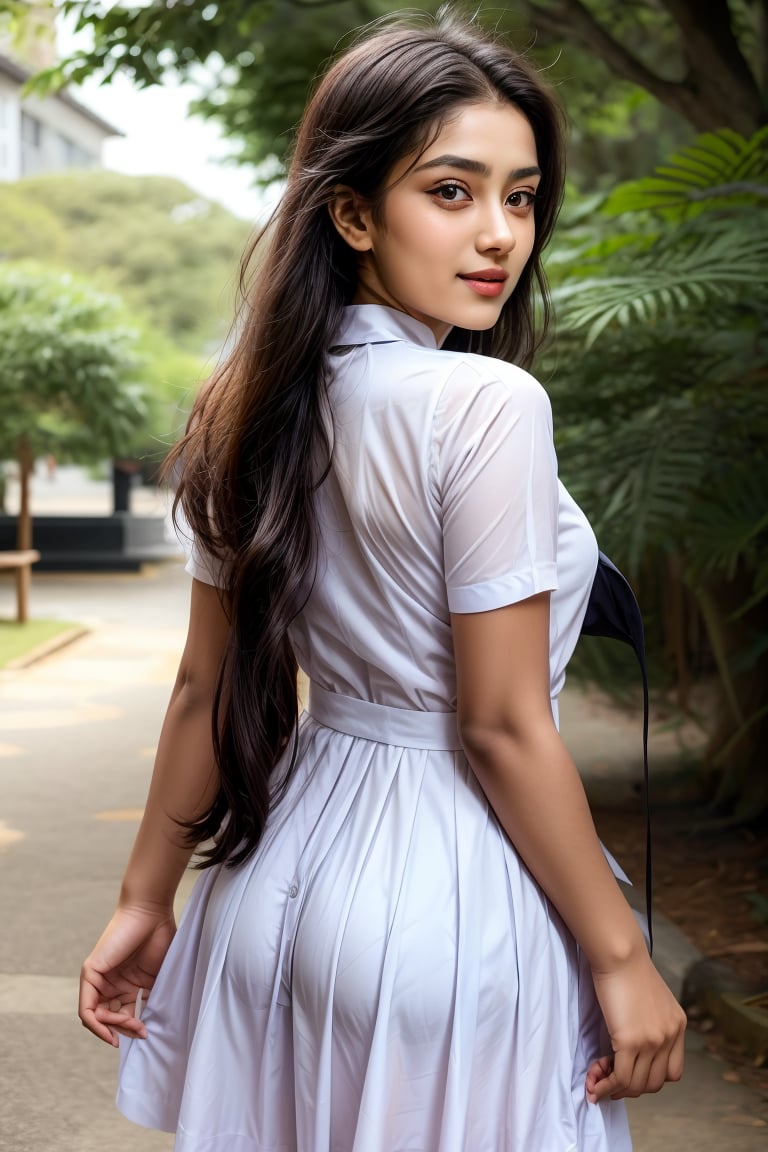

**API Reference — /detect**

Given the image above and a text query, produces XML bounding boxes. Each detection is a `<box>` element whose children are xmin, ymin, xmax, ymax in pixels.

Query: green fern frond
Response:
<box><xmin>686</xmin><ymin>470</ymin><xmax>768</xmax><ymax>581</ymax></box>
<box><xmin>603</xmin><ymin>127</ymin><xmax>768</xmax><ymax>215</ymax></box>
<box><xmin>560</xmin><ymin>402</ymin><xmax>715</xmax><ymax>573</ymax></box>
<box><xmin>554</xmin><ymin>213</ymin><xmax>768</xmax><ymax>346</ymax></box>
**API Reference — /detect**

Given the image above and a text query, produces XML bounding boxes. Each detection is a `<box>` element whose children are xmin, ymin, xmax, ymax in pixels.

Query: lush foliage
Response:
<box><xmin>0</xmin><ymin>187</ymin><xmax>67</xmax><ymax>261</ymax></box>
<box><xmin>0</xmin><ymin>262</ymin><xmax>147</xmax><ymax>464</ymax></box>
<box><xmin>0</xmin><ymin>171</ymin><xmax>249</xmax><ymax>354</ymax></box>
<box><xmin>5</xmin><ymin>2</ymin><xmax>765</xmax><ymax>814</ymax></box>
<box><xmin>43</xmin><ymin>0</ymin><xmax>766</xmax><ymax>178</ymax></box>
<box><xmin>128</xmin><ymin>325</ymin><xmax>204</xmax><ymax>476</ymax></box>
<box><xmin>545</xmin><ymin>128</ymin><xmax>768</xmax><ymax>816</ymax></box>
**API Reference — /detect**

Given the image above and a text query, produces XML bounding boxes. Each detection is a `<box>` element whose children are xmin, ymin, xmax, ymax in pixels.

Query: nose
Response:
<box><xmin>475</xmin><ymin>204</ymin><xmax>516</xmax><ymax>255</ymax></box>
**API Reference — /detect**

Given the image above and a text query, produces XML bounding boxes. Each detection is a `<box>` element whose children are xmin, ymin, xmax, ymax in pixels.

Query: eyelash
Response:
<box><xmin>428</xmin><ymin>181</ymin><xmax>537</xmax><ymax>211</ymax></box>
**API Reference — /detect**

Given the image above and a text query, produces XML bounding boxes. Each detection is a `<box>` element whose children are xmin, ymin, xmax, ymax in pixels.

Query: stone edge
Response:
<box><xmin>4</xmin><ymin>626</ymin><xmax>90</xmax><ymax>671</ymax></box>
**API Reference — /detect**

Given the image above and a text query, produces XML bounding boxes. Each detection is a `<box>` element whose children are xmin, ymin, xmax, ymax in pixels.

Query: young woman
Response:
<box><xmin>79</xmin><ymin>11</ymin><xmax>686</xmax><ymax>1150</ymax></box>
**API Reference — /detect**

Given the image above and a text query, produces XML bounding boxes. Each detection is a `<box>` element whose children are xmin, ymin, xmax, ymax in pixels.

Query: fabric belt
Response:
<box><xmin>306</xmin><ymin>682</ymin><xmax>463</xmax><ymax>751</ymax></box>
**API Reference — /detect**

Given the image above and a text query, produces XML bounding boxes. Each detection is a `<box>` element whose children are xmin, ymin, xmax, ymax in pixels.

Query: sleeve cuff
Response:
<box><xmin>447</xmin><ymin>562</ymin><xmax>558</xmax><ymax>613</ymax></box>
<box><xmin>184</xmin><ymin>553</ymin><xmax>223</xmax><ymax>587</ymax></box>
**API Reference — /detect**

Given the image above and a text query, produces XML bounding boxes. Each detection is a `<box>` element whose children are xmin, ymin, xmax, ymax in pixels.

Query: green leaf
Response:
<box><xmin>604</xmin><ymin>127</ymin><xmax>768</xmax><ymax>216</ymax></box>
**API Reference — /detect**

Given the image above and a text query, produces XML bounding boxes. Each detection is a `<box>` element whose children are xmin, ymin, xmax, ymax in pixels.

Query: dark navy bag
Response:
<box><xmin>581</xmin><ymin>552</ymin><xmax>653</xmax><ymax>953</ymax></box>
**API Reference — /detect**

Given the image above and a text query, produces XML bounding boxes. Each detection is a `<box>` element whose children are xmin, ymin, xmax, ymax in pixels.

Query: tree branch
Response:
<box><xmin>286</xmin><ymin>0</ymin><xmax>359</xmax><ymax>9</ymax></box>
<box><xmin>754</xmin><ymin>0</ymin><xmax>768</xmax><ymax>91</ymax></box>
<box><xmin>658</xmin><ymin>0</ymin><xmax>765</xmax><ymax>128</ymax></box>
<box><xmin>519</xmin><ymin>0</ymin><xmax>765</xmax><ymax>133</ymax></box>
<box><xmin>687</xmin><ymin>181</ymin><xmax>768</xmax><ymax>200</ymax></box>
<box><xmin>518</xmin><ymin>0</ymin><xmax>685</xmax><ymax>102</ymax></box>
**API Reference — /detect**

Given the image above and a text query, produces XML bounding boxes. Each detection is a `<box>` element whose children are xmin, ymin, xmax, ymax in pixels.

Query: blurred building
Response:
<box><xmin>0</xmin><ymin>51</ymin><xmax>120</xmax><ymax>181</ymax></box>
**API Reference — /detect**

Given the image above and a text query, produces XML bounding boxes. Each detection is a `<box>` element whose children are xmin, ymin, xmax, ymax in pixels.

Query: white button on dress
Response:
<box><xmin>117</xmin><ymin>305</ymin><xmax>632</xmax><ymax>1151</ymax></box>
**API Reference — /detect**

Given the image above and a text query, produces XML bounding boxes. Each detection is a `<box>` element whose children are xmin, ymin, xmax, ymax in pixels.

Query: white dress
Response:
<box><xmin>117</xmin><ymin>305</ymin><xmax>633</xmax><ymax>1151</ymax></box>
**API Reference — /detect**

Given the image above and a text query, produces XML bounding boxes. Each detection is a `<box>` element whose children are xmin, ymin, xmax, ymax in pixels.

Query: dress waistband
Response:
<box><xmin>306</xmin><ymin>682</ymin><xmax>463</xmax><ymax>751</ymax></box>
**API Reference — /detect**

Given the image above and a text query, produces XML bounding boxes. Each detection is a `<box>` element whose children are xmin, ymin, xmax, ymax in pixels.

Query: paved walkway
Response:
<box><xmin>1</xmin><ymin>561</ymin><xmax>766</xmax><ymax>1150</ymax></box>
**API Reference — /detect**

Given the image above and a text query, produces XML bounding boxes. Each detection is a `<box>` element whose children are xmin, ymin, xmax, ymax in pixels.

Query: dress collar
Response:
<box><xmin>333</xmin><ymin>304</ymin><xmax>440</xmax><ymax>350</ymax></box>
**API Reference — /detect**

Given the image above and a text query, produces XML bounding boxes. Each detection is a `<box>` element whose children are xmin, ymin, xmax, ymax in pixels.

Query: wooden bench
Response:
<box><xmin>0</xmin><ymin>549</ymin><xmax>41</xmax><ymax>624</ymax></box>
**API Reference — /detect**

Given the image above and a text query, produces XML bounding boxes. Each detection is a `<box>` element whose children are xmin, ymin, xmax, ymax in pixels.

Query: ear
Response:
<box><xmin>328</xmin><ymin>185</ymin><xmax>374</xmax><ymax>252</ymax></box>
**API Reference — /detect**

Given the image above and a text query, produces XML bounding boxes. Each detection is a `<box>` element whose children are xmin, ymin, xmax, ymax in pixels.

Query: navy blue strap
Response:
<box><xmin>581</xmin><ymin>552</ymin><xmax>653</xmax><ymax>954</ymax></box>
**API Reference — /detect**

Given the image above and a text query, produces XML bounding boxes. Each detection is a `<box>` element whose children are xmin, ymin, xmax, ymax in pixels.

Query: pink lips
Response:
<box><xmin>458</xmin><ymin>268</ymin><xmax>509</xmax><ymax>298</ymax></box>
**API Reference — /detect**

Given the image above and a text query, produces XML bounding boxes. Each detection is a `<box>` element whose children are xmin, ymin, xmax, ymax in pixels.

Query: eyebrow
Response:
<box><xmin>413</xmin><ymin>154</ymin><xmax>542</xmax><ymax>181</ymax></box>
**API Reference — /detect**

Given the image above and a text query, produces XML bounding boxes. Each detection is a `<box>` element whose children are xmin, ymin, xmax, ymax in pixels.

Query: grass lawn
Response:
<box><xmin>0</xmin><ymin>618</ymin><xmax>82</xmax><ymax>669</ymax></box>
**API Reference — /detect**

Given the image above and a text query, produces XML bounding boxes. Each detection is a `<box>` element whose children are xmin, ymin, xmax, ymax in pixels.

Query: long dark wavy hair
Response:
<box><xmin>166</xmin><ymin>8</ymin><xmax>567</xmax><ymax>867</ymax></box>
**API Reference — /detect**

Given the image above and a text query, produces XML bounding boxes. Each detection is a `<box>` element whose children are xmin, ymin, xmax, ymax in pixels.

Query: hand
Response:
<box><xmin>586</xmin><ymin>950</ymin><xmax>686</xmax><ymax>1103</ymax></box>
<box><xmin>79</xmin><ymin>904</ymin><xmax>176</xmax><ymax>1047</ymax></box>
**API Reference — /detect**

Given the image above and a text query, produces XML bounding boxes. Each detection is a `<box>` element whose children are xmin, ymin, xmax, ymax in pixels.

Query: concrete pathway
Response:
<box><xmin>1</xmin><ymin>562</ymin><xmax>766</xmax><ymax>1150</ymax></box>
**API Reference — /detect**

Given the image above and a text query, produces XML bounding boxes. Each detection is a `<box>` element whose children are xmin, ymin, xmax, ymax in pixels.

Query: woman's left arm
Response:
<box><xmin>451</xmin><ymin>591</ymin><xmax>686</xmax><ymax>1103</ymax></box>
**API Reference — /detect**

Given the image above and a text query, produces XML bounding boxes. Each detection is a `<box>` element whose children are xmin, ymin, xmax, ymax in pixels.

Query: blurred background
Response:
<box><xmin>0</xmin><ymin>2</ymin><xmax>766</xmax><ymax>1148</ymax></box>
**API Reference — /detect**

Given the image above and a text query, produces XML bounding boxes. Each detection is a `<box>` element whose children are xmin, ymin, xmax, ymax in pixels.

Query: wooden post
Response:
<box><xmin>15</xmin><ymin>436</ymin><xmax>34</xmax><ymax>623</ymax></box>
<box><xmin>0</xmin><ymin>552</ymin><xmax>40</xmax><ymax>625</ymax></box>
<box><xmin>14</xmin><ymin>564</ymin><xmax>30</xmax><ymax>624</ymax></box>
<box><xmin>17</xmin><ymin>435</ymin><xmax>33</xmax><ymax>552</ymax></box>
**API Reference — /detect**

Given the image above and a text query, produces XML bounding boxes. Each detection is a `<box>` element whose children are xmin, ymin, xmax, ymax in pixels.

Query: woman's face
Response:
<box><xmin>339</xmin><ymin>101</ymin><xmax>541</xmax><ymax>344</ymax></box>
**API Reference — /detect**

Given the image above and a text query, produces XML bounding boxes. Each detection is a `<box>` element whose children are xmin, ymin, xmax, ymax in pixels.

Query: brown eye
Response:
<box><xmin>507</xmin><ymin>190</ymin><xmax>536</xmax><ymax>210</ymax></box>
<box><xmin>431</xmin><ymin>183</ymin><xmax>470</xmax><ymax>202</ymax></box>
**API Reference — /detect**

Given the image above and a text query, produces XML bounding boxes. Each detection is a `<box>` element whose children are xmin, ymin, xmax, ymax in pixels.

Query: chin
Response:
<box><xmin>453</xmin><ymin>302</ymin><xmax>509</xmax><ymax>333</ymax></box>
<box><xmin>452</xmin><ymin>314</ymin><xmax>502</xmax><ymax>333</ymax></box>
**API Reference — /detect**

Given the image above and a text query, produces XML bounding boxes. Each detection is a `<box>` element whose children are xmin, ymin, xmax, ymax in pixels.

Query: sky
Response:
<box><xmin>56</xmin><ymin>15</ymin><xmax>273</xmax><ymax>222</ymax></box>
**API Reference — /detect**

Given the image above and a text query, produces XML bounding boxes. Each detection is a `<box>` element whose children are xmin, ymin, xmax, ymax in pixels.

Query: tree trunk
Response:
<box><xmin>519</xmin><ymin>0</ymin><xmax>766</xmax><ymax>134</ymax></box>
<box><xmin>707</xmin><ymin>653</ymin><xmax>768</xmax><ymax>825</ymax></box>
<box><xmin>112</xmin><ymin>459</ymin><xmax>136</xmax><ymax>514</ymax></box>
<box><xmin>698</xmin><ymin>575</ymin><xmax>768</xmax><ymax>825</ymax></box>
<box><xmin>660</xmin><ymin>0</ymin><xmax>767</xmax><ymax>134</ymax></box>
<box><xmin>16</xmin><ymin>435</ymin><xmax>33</xmax><ymax>552</ymax></box>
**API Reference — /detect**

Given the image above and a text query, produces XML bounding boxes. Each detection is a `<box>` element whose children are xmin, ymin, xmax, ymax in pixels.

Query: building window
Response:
<box><xmin>63</xmin><ymin>136</ymin><xmax>93</xmax><ymax>168</ymax></box>
<box><xmin>20</xmin><ymin>111</ymin><xmax>41</xmax><ymax>148</ymax></box>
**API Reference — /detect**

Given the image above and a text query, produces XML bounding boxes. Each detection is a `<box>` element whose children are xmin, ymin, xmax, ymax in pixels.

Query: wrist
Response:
<box><xmin>588</xmin><ymin>927</ymin><xmax>649</xmax><ymax>976</ymax></box>
<box><xmin>119</xmin><ymin>828</ymin><xmax>195</xmax><ymax>912</ymax></box>
<box><xmin>118</xmin><ymin>879</ymin><xmax>177</xmax><ymax>916</ymax></box>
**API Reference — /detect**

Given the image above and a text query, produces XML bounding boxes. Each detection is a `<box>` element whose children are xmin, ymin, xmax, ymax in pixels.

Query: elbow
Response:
<box><xmin>457</xmin><ymin>712</ymin><xmax>559</xmax><ymax>776</ymax></box>
<box><xmin>171</xmin><ymin>660</ymin><xmax>219</xmax><ymax>717</ymax></box>
<box><xmin>458</xmin><ymin>720</ymin><xmax>519</xmax><ymax>768</ymax></box>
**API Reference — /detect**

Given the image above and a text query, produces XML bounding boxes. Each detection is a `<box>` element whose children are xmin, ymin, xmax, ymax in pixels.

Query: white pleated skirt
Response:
<box><xmin>117</xmin><ymin>687</ymin><xmax>632</xmax><ymax>1151</ymax></box>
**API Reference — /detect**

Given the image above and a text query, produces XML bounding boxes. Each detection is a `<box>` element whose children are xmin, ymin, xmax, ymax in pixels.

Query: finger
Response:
<box><xmin>94</xmin><ymin>1004</ymin><xmax>147</xmax><ymax>1039</ymax></box>
<box><xmin>80</xmin><ymin>968</ymin><xmax>123</xmax><ymax>1002</ymax></box>
<box><xmin>638</xmin><ymin>1026</ymin><xmax>686</xmax><ymax>1096</ymax></box>
<box><xmin>96</xmin><ymin>970</ymin><xmax>151</xmax><ymax>999</ymax></box>
<box><xmin>642</xmin><ymin>1047</ymin><xmax>673</xmax><ymax>1095</ymax></box>
<box><xmin>585</xmin><ymin>1056</ymin><xmax>613</xmax><ymax>1103</ymax></box>
<box><xmin>618</xmin><ymin>1049</ymin><xmax>655</xmax><ymax>1099</ymax></box>
<box><xmin>104</xmin><ymin>991</ymin><xmax>145</xmax><ymax>1014</ymax></box>
<box><xmin>589</xmin><ymin>1069</ymin><xmax>622</xmax><ymax>1104</ymax></box>
<box><xmin>78</xmin><ymin>976</ymin><xmax>106</xmax><ymax>1025</ymax></box>
<box><xmin>94</xmin><ymin>999</ymin><xmax>145</xmax><ymax>1025</ymax></box>
<box><xmin>81</xmin><ymin>953</ymin><xmax>152</xmax><ymax>996</ymax></box>
<box><xmin>589</xmin><ymin>1050</ymin><xmax>637</xmax><ymax>1104</ymax></box>
<box><xmin>79</xmin><ymin>1004</ymin><xmax>120</xmax><ymax>1047</ymax></box>
<box><xmin>620</xmin><ymin>1020</ymin><xmax>687</xmax><ymax>1099</ymax></box>
<box><xmin>667</xmin><ymin>1027</ymin><xmax>685</xmax><ymax>1082</ymax></box>
<box><xmin>79</xmin><ymin>978</ymin><xmax>144</xmax><ymax>1045</ymax></box>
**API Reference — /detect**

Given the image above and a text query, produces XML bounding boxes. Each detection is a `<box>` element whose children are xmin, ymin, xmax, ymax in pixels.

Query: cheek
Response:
<box><xmin>518</xmin><ymin>221</ymin><xmax>536</xmax><ymax>261</ymax></box>
<box><xmin>386</xmin><ymin>208</ymin><xmax>456</xmax><ymax>257</ymax></box>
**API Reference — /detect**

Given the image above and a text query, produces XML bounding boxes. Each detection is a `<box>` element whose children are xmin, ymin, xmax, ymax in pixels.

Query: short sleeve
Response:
<box><xmin>170</xmin><ymin>500</ymin><xmax>229</xmax><ymax>588</ymax></box>
<box><xmin>184</xmin><ymin>539</ymin><xmax>227</xmax><ymax>587</ymax></box>
<box><xmin>431</xmin><ymin>360</ymin><xmax>559</xmax><ymax>614</ymax></box>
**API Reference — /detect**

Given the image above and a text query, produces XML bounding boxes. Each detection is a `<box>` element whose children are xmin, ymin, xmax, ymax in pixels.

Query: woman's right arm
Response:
<box><xmin>79</xmin><ymin>577</ymin><xmax>231</xmax><ymax>1046</ymax></box>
